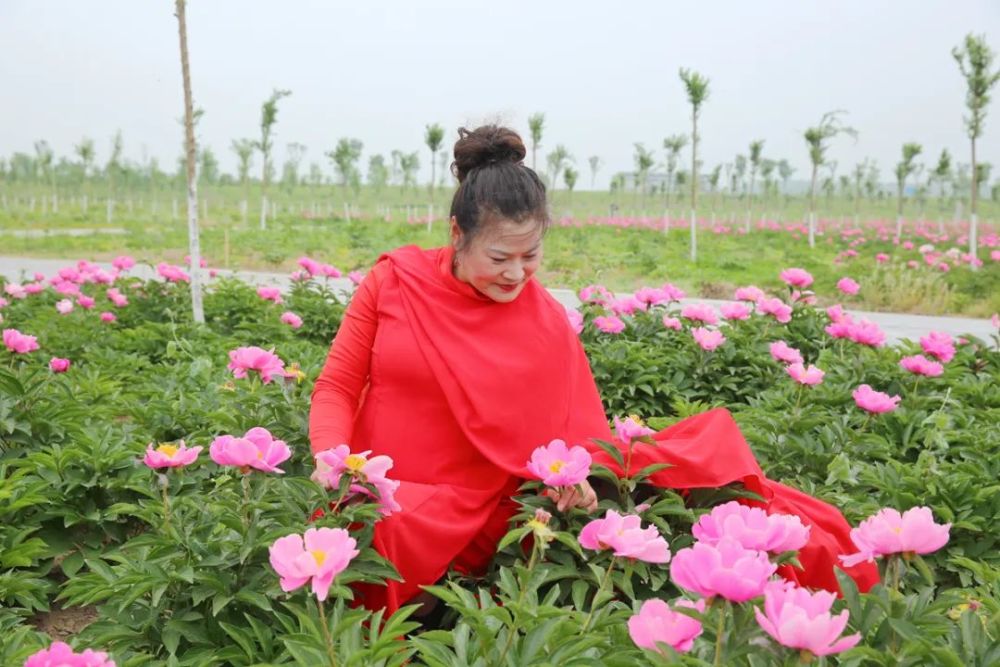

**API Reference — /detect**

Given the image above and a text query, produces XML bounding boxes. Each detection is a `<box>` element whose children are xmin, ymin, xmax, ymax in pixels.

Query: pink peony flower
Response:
<box><xmin>876</xmin><ymin>252</ymin><xmax>890</xmax><ymax>263</ymax></box>
<box><xmin>257</xmin><ymin>286</ymin><xmax>283</xmax><ymax>304</ymax></box>
<box><xmin>312</xmin><ymin>445</ymin><xmax>402</xmax><ymax>516</ymax></box>
<box><xmin>662</xmin><ymin>315</ymin><xmax>682</xmax><ymax>330</ymax></box>
<box><xmin>847</xmin><ymin>319</ymin><xmax>886</xmax><ymax>347</ymax></box>
<box><xmin>526</xmin><ymin>439</ymin><xmax>592</xmax><ymax>487</ymax></box>
<box><xmin>4</xmin><ymin>283</ymin><xmax>27</xmax><ymax>299</ymax></box>
<box><xmin>157</xmin><ymin>262</ymin><xmax>191</xmax><ymax>283</ymax></box>
<box><xmin>613</xmin><ymin>415</ymin><xmax>655</xmax><ymax>445</ymax></box>
<box><xmin>210</xmin><ymin>427</ymin><xmax>291</xmax><ymax>474</ymax></box>
<box><xmin>578</xmin><ymin>509</ymin><xmax>671</xmax><ymax>563</ymax></box>
<box><xmin>298</xmin><ymin>256</ymin><xmax>323</xmax><ymax>276</ymax></box>
<box><xmin>900</xmin><ymin>354</ymin><xmax>944</xmax><ymax>377</ymax></box>
<box><xmin>142</xmin><ymin>441</ymin><xmax>202</xmax><ymax>469</ymax></box>
<box><xmin>920</xmin><ymin>331</ymin><xmax>955</xmax><ymax>363</ymax></box>
<box><xmin>826</xmin><ymin>304</ymin><xmax>849</xmax><ymax>323</ymax></box>
<box><xmin>670</xmin><ymin>536</ymin><xmax>777</xmax><ymax>602</ymax></box>
<box><xmin>825</xmin><ymin>320</ymin><xmax>854</xmax><ymax>339</ymax></box>
<box><xmin>734</xmin><ymin>285</ymin><xmax>766</xmax><ymax>302</ymax></box>
<box><xmin>227</xmin><ymin>346</ymin><xmax>286</xmax><ymax>384</ymax></box>
<box><xmin>594</xmin><ymin>315</ymin><xmax>626</xmax><ymax>334</ymax></box>
<box><xmin>56</xmin><ymin>299</ymin><xmax>74</xmax><ymax>315</ymax></box>
<box><xmin>756</xmin><ymin>297</ymin><xmax>792</xmax><ymax>324</ymax></box>
<box><xmin>579</xmin><ymin>284</ymin><xmax>613</xmax><ymax>304</ymax></box>
<box><xmin>106</xmin><ymin>288</ymin><xmax>129</xmax><ymax>307</ymax></box>
<box><xmin>691</xmin><ymin>327</ymin><xmax>725</xmax><ymax>351</ymax></box>
<box><xmin>991</xmin><ymin>313</ymin><xmax>999</xmax><ymax>328</ymax></box>
<box><xmin>0</xmin><ymin>296</ymin><xmax>7</xmax><ymax>309</ymax></box>
<box><xmin>269</xmin><ymin>527</ymin><xmax>359</xmax><ymax>601</ymax></box>
<box><xmin>787</xmin><ymin>362</ymin><xmax>825</xmax><ymax>385</ymax></box>
<box><xmin>610</xmin><ymin>295</ymin><xmax>647</xmax><ymax>316</ymax></box>
<box><xmin>693</xmin><ymin>501</ymin><xmax>810</xmax><ymax>553</ymax></box>
<box><xmin>77</xmin><ymin>295</ymin><xmax>95</xmax><ymax>309</ymax></box>
<box><xmin>680</xmin><ymin>303</ymin><xmax>719</xmax><ymax>325</ymax></box>
<box><xmin>24</xmin><ymin>282</ymin><xmax>44</xmax><ymax>294</ymax></box>
<box><xmin>769</xmin><ymin>340</ymin><xmax>803</xmax><ymax>365</ymax></box>
<box><xmin>852</xmin><ymin>384</ymin><xmax>901</xmax><ymax>414</ymax></box>
<box><xmin>634</xmin><ymin>286</ymin><xmax>672</xmax><ymax>307</ymax></box>
<box><xmin>100</xmin><ymin>311</ymin><xmax>116</xmax><ymax>323</ymax></box>
<box><xmin>565</xmin><ymin>307</ymin><xmax>584</xmax><ymax>335</ymax></box>
<box><xmin>754</xmin><ymin>580</ymin><xmax>861</xmax><ymax>657</ymax></box>
<box><xmin>780</xmin><ymin>267</ymin><xmax>814</xmax><ymax>288</ymax></box>
<box><xmin>49</xmin><ymin>357</ymin><xmax>71</xmax><ymax>373</ymax></box>
<box><xmin>348</xmin><ymin>270</ymin><xmax>365</xmax><ymax>285</ymax></box>
<box><xmin>839</xmin><ymin>506</ymin><xmax>951</xmax><ymax>567</ymax></box>
<box><xmin>112</xmin><ymin>255</ymin><xmax>135</xmax><ymax>271</ymax></box>
<box><xmin>660</xmin><ymin>282</ymin><xmax>687</xmax><ymax>301</ymax></box>
<box><xmin>280</xmin><ymin>311</ymin><xmax>303</xmax><ymax>329</ymax></box>
<box><xmin>320</xmin><ymin>263</ymin><xmax>342</xmax><ymax>278</ymax></box>
<box><xmin>3</xmin><ymin>328</ymin><xmax>39</xmax><ymax>354</ymax></box>
<box><xmin>719</xmin><ymin>302</ymin><xmax>752</xmax><ymax>321</ymax></box>
<box><xmin>836</xmin><ymin>277</ymin><xmax>860</xmax><ymax>295</ymax></box>
<box><xmin>24</xmin><ymin>641</ymin><xmax>116</xmax><ymax>667</ymax></box>
<box><xmin>628</xmin><ymin>598</ymin><xmax>706</xmax><ymax>654</ymax></box>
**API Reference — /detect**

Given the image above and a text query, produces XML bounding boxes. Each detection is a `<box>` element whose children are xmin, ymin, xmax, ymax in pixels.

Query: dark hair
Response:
<box><xmin>449</xmin><ymin>125</ymin><xmax>549</xmax><ymax>248</ymax></box>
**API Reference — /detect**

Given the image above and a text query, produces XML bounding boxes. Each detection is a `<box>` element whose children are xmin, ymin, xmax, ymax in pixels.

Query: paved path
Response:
<box><xmin>1</xmin><ymin>255</ymin><xmax>995</xmax><ymax>346</ymax></box>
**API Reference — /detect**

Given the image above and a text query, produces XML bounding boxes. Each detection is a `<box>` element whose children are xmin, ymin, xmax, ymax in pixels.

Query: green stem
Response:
<box><xmin>713</xmin><ymin>599</ymin><xmax>727</xmax><ymax>666</ymax></box>
<box><xmin>794</xmin><ymin>384</ymin><xmax>804</xmax><ymax>416</ymax></box>
<box><xmin>160</xmin><ymin>477</ymin><xmax>172</xmax><ymax>533</ymax></box>
<box><xmin>582</xmin><ymin>556</ymin><xmax>617</xmax><ymax>632</ymax></box>
<box><xmin>495</xmin><ymin>540</ymin><xmax>541</xmax><ymax>666</ymax></box>
<box><xmin>241</xmin><ymin>472</ymin><xmax>252</xmax><ymax>529</ymax></box>
<box><xmin>317</xmin><ymin>598</ymin><xmax>338</xmax><ymax>667</ymax></box>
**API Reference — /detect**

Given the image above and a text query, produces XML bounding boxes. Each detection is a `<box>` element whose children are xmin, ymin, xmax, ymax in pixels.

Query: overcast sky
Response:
<box><xmin>2</xmin><ymin>1</ymin><xmax>999</xmax><ymax>189</ymax></box>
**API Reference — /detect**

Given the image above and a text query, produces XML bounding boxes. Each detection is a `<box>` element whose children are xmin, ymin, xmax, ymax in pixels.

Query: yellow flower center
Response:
<box><xmin>344</xmin><ymin>454</ymin><xmax>367</xmax><ymax>471</ymax></box>
<box><xmin>156</xmin><ymin>444</ymin><xmax>178</xmax><ymax>458</ymax></box>
<box><xmin>548</xmin><ymin>460</ymin><xmax>565</xmax><ymax>473</ymax></box>
<box><xmin>628</xmin><ymin>414</ymin><xmax>646</xmax><ymax>426</ymax></box>
<box><xmin>311</xmin><ymin>550</ymin><xmax>326</xmax><ymax>567</ymax></box>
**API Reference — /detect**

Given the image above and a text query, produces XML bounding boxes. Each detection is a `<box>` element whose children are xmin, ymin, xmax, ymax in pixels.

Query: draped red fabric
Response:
<box><xmin>309</xmin><ymin>244</ymin><xmax>877</xmax><ymax>614</ymax></box>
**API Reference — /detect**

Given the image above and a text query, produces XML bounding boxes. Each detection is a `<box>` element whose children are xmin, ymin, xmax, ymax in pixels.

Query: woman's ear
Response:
<box><xmin>449</xmin><ymin>217</ymin><xmax>461</xmax><ymax>246</ymax></box>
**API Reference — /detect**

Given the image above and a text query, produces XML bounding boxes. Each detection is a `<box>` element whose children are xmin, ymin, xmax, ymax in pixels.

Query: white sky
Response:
<box><xmin>2</xmin><ymin>1</ymin><xmax>999</xmax><ymax>189</ymax></box>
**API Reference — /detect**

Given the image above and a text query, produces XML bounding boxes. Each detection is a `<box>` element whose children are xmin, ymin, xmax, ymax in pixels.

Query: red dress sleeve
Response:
<box><xmin>308</xmin><ymin>262</ymin><xmax>387</xmax><ymax>455</ymax></box>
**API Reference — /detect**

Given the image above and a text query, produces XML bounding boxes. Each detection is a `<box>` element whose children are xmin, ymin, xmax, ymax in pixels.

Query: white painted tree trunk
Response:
<box><xmin>53</xmin><ymin>194</ymin><xmax>59</xmax><ymax>213</ymax></box>
<box><xmin>895</xmin><ymin>214</ymin><xmax>903</xmax><ymax>241</ymax></box>
<box><xmin>172</xmin><ymin>198</ymin><xmax>178</xmax><ymax>220</ymax></box>
<box><xmin>240</xmin><ymin>199</ymin><xmax>247</xmax><ymax>226</ymax></box>
<box><xmin>969</xmin><ymin>213</ymin><xmax>978</xmax><ymax>271</ymax></box>
<box><xmin>259</xmin><ymin>196</ymin><xmax>268</xmax><ymax>230</ymax></box>
<box><xmin>426</xmin><ymin>203</ymin><xmax>433</xmax><ymax>233</ymax></box>
<box><xmin>808</xmin><ymin>211</ymin><xmax>816</xmax><ymax>248</ymax></box>
<box><xmin>82</xmin><ymin>194</ymin><xmax>88</xmax><ymax>214</ymax></box>
<box><xmin>175</xmin><ymin>0</ymin><xmax>203</xmax><ymax>323</ymax></box>
<box><xmin>344</xmin><ymin>201</ymin><xmax>351</xmax><ymax>222</ymax></box>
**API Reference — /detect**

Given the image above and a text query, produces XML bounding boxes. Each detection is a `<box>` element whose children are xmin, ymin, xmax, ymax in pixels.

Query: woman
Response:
<box><xmin>309</xmin><ymin>125</ymin><xmax>877</xmax><ymax>614</ymax></box>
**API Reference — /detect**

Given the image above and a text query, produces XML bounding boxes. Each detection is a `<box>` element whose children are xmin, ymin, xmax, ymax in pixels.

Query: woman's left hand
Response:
<box><xmin>546</xmin><ymin>479</ymin><xmax>599</xmax><ymax>513</ymax></box>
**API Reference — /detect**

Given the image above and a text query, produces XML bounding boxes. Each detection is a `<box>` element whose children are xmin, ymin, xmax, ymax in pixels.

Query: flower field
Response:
<box><xmin>1</xmin><ymin>257</ymin><xmax>999</xmax><ymax>665</ymax></box>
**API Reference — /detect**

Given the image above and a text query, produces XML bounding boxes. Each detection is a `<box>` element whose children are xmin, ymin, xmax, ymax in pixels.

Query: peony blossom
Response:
<box><xmin>210</xmin><ymin>427</ymin><xmax>292</xmax><ymax>474</ymax></box>
<box><xmin>876</xmin><ymin>252</ymin><xmax>890</xmax><ymax>263</ymax></box>
<box><xmin>594</xmin><ymin>315</ymin><xmax>626</xmax><ymax>334</ymax></box>
<box><xmin>719</xmin><ymin>302</ymin><xmax>752</xmax><ymax>321</ymax></box>
<box><xmin>692</xmin><ymin>501</ymin><xmax>810</xmax><ymax>553</ymax></box>
<box><xmin>754</xmin><ymin>580</ymin><xmax>861</xmax><ymax>657</ymax></box>
<box><xmin>49</xmin><ymin>357</ymin><xmax>71</xmax><ymax>373</ymax></box>
<box><xmin>634</xmin><ymin>286</ymin><xmax>672</xmax><ymax>307</ymax></box>
<box><xmin>826</xmin><ymin>304</ymin><xmax>849</xmax><ymax>323</ymax></box>
<box><xmin>578</xmin><ymin>509</ymin><xmax>671</xmax><ymax>563</ymax></box>
<box><xmin>280</xmin><ymin>311</ymin><xmax>303</xmax><ymax>329</ymax></box>
<box><xmin>56</xmin><ymin>299</ymin><xmax>74</xmax><ymax>315</ymax></box>
<box><xmin>769</xmin><ymin>341</ymin><xmax>803</xmax><ymax>365</ymax></box>
<box><xmin>4</xmin><ymin>283</ymin><xmax>27</xmax><ymax>299</ymax></box>
<box><xmin>756</xmin><ymin>297</ymin><xmax>792</xmax><ymax>324</ymax></box>
<box><xmin>106</xmin><ymin>288</ymin><xmax>129</xmax><ymax>307</ymax></box>
<box><xmin>77</xmin><ymin>295</ymin><xmax>95</xmax><ymax>309</ymax></box>
<box><xmin>298</xmin><ymin>256</ymin><xmax>323</xmax><ymax>276</ymax></box>
<box><xmin>613</xmin><ymin>415</ymin><xmax>655</xmax><ymax>445</ymax></box>
<box><xmin>112</xmin><ymin>255</ymin><xmax>135</xmax><ymax>271</ymax></box>
<box><xmin>662</xmin><ymin>315</ymin><xmax>682</xmax><ymax>330</ymax></box>
<box><xmin>628</xmin><ymin>598</ymin><xmax>705</xmax><ymax>654</ymax></box>
<box><xmin>320</xmin><ymin>263</ymin><xmax>342</xmax><ymax>279</ymax></box>
<box><xmin>680</xmin><ymin>303</ymin><xmax>719</xmax><ymax>325</ymax></box>
<box><xmin>227</xmin><ymin>346</ymin><xmax>286</xmax><ymax>383</ymax></box>
<box><xmin>24</xmin><ymin>641</ymin><xmax>116</xmax><ymax>667</ymax></box>
<box><xmin>257</xmin><ymin>286</ymin><xmax>283</xmax><ymax>304</ymax></box>
<box><xmin>787</xmin><ymin>362</ymin><xmax>825</xmax><ymax>385</ymax></box>
<box><xmin>836</xmin><ymin>277</ymin><xmax>860</xmax><ymax>295</ymax></box>
<box><xmin>565</xmin><ymin>307</ymin><xmax>584</xmax><ymax>335</ymax></box>
<box><xmin>992</xmin><ymin>313</ymin><xmax>999</xmax><ymax>329</ymax></box>
<box><xmin>899</xmin><ymin>354</ymin><xmax>944</xmax><ymax>377</ymax></box>
<box><xmin>919</xmin><ymin>331</ymin><xmax>955</xmax><ymax>363</ymax></box>
<box><xmin>609</xmin><ymin>295</ymin><xmax>647</xmax><ymax>316</ymax></box>
<box><xmin>526</xmin><ymin>439</ymin><xmax>592</xmax><ymax>487</ymax></box>
<box><xmin>157</xmin><ymin>262</ymin><xmax>191</xmax><ymax>283</ymax></box>
<box><xmin>3</xmin><ymin>328</ymin><xmax>39</xmax><ymax>354</ymax></box>
<box><xmin>348</xmin><ymin>270</ymin><xmax>365</xmax><ymax>285</ymax></box>
<box><xmin>670</xmin><ymin>536</ymin><xmax>777</xmax><ymax>602</ymax></box>
<box><xmin>100</xmin><ymin>311</ymin><xmax>116</xmax><ymax>323</ymax></box>
<box><xmin>852</xmin><ymin>384</ymin><xmax>901</xmax><ymax>414</ymax></box>
<box><xmin>840</xmin><ymin>506</ymin><xmax>951</xmax><ymax>567</ymax></box>
<box><xmin>579</xmin><ymin>284</ymin><xmax>612</xmax><ymax>304</ymax></box>
<box><xmin>269</xmin><ymin>527</ymin><xmax>359</xmax><ymax>601</ymax></box>
<box><xmin>779</xmin><ymin>267</ymin><xmax>814</xmax><ymax>288</ymax></box>
<box><xmin>847</xmin><ymin>319</ymin><xmax>886</xmax><ymax>347</ymax></box>
<box><xmin>312</xmin><ymin>446</ymin><xmax>402</xmax><ymax>516</ymax></box>
<box><xmin>734</xmin><ymin>285</ymin><xmax>766</xmax><ymax>302</ymax></box>
<box><xmin>660</xmin><ymin>283</ymin><xmax>686</xmax><ymax>301</ymax></box>
<box><xmin>691</xmin><ymin>327</ymin><xmax>725</xmax><ymax>351</ymax></box>
<box><xmin>142</xmin><ymin>441</ymin><xmax>202</xmax><ymax>469</ymax></box>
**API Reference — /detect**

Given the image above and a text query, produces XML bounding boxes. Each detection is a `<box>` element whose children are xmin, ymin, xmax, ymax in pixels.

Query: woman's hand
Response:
<box><xmin>545</xmin><ymin>479</ymin><xmax>599</xmax><ymax>513</ymax></box>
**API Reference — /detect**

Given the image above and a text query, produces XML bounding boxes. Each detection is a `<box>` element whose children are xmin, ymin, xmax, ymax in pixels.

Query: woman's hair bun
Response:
<box><xmin>451</xmin><ymin>125</ymin><xmax>527</xmax><ymax>183</ymax></box>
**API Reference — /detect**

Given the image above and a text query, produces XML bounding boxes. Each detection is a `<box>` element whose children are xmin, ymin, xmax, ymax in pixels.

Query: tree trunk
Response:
<box><xmin>808</xmin><ymin>164</ymin><xmax>818</xmax><ymax>248</ymax></box>
<box><xmin>969</xmin><ymin>137</ymin><xmax>978</xmax><ymax>270</ymax></box>
<box><xmin>690</xmin><ymin>111</ymin><xmax>698</xmax><ymax>260</ymax></box>
<box><xmin>175</xmin><ymin>0</ymin><xmax>204</xmax><ymax>323</ymax></box>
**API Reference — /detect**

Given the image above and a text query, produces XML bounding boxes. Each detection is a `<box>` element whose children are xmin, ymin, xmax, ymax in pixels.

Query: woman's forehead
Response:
<box><xmin>481</xmin><ymin>220</ymin><xmax>543</xmax><ymax>249</ymax></box>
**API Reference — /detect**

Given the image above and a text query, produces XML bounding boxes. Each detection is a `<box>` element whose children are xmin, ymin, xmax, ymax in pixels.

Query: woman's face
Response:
<box><xmin>451</xmin><ymin>217</ymin><xmax>544</xmax><ymax>303</ymax></box>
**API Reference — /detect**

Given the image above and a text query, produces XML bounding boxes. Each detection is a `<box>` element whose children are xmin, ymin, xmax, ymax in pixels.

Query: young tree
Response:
<box><xmin>662</xmin><ymin>134</ymin><xmax>688</xmax><ymax>212</ymax></box>
<box><xmin>254</xmin><ymin>88</ymin><xmax>292</xmax><ymax>229</ymax></box>
<box><xmin>953</xmin><ymin>33</ymin><xmax>1000</xmax><ymax>268</ymax></box>
<box><xmin>327</xmin><ymin>138</ymin><xmax>363</xmax><ymax>190</ymax></box>
<box><xmin>588</xmin><ymin>155</ymin><xmax>602</xmax><ymax>190</ymax></box>
<box><xmin>33</xmin><ymin>140</ymin><xmax>55</xmax><ymax>203</ymax></box>
<box><xmin>563</xmin><ymin>166</ymin><xmax>578</xmax><ymax>204</ymax></box>
<box><xmin>745</xmin><ymin>139</ymin><xmax>764</xmax><ymax>232</ymax></box>
<box><xmin>679</xmin><ymin>68</ymin><xmax>709</xmax><ymax>259</ymax></box>
<box><xmin>894</xmin><ymin>142</ymin><xmax>923</xmax><ymax>239</ymax></box>
<box><xmin>173</xmin><ymin>0</ymin><xmax>203</xmax><ymax>323</ymax></box>
<box><xmin>851</xmin><ymin>159</ymin><xmax>871</xmax><ymax>225</ymax></box>
<box><xmin>367</xmin><ymin>154</ymin><xmax>389</xmax><ymax>194</ymax></box>
<box><xmin>632</xmin><ymin>143</ymin><xmax>655</xmax><ymax>207</ymax></box>
<box><xmin>545</xmin><ymin>145</ymin><xmax>571</xmax><ymax>191</ymax></box>
<box><xmin>424</xmin><ymin>123</ymin><xmax>444</xmax><ymax>196</ymax></box>
<box><xmin>528</xmin><ymin>113</ymin><xmax>545</xmax><ymax>172</ymax></box>
<box><xmin>706</xmin><ymin>164</ymin><xmax>722</xmax><ymax>218</ymax></box>
<box><xmin>106</xmin><ymin>130</ymin><xmax>124</xmax><ymax>204</ymax></box>
<box><xmin>399</xmin><ymin>152</ymin><xmax>420</xmax><ymax>193</ymax></box>
<box><xmin>929</xmin><ymin>149</ymin><xmax>952</xmax><ymax>233</ymax></box>
<box><xmin>760</xmin><ymin>158</ymin><xmax>776</xmax><ymax>214</ymax></box>
<box><xmin>803</xmin><ymin>110</ymin><xmax>856</xmax><ymax>247</ymax></box>
<box><xmin>280</xmin><ymin>142</ymin><xmax>306</xmax><ymax>192</ymax></box>
<box><xmin>230</xmin><ymin>138</ymin><xmax>255</xmax><ymax>222</ymax></box>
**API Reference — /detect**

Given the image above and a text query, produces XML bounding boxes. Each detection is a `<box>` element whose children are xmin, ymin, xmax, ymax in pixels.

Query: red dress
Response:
<box><xmin>309</xmin><ymin>245</ymin><xmax>877</xmax><ymax>613</ymax></box>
